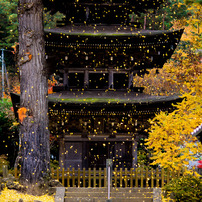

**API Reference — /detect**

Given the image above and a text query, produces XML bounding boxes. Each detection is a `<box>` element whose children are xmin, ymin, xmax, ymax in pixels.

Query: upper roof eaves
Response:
<box><xmin>43</xmin><ymin>0</ymin><xmax>165</xmax><ymax>14</ymax></box>
<box><xmin>45</xmin><ymin>25</ymin><xmax>183</xmax><ymax>37</ymax></box>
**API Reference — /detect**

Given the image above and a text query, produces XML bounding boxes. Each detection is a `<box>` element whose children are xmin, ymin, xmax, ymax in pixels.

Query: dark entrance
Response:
<box><xmin>69</xmin><ymin>73</ymin><xmax>84</xmax><ymax>89</ymax></box>
<box><xmin>114</xmin><ymin>73</ymin><xmax>128</xmax><ymax>89</ymax></box>
<box><xmin>87</xmin><ymin>141</ymin><xmax>132</xmax><ymax>169</ymax></box>
<box><xmin>89</xmin><ymin>73</ymin><xmax>108</xmax><ymax>89</ymax></box>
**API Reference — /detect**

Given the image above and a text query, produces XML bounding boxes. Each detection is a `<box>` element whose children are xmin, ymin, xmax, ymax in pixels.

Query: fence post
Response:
<box><xmin>114</xmin><ymin>168</ymin><xmax>117</xmax><ymax>188</ymax></box>
<box><xmin>156</xmin><ymin>168</ymin><xmax>159</xmax><ymax>187</ymax></box>
<box><xmin>62</xmin><ymin>168</ymin><xmax>65</xmax><ymax>186</ymax></box>
<box><xmin>140</xmin><ymin>166</ymin><xmax>143</xmax><ymax>188</ymax></box>
<box><xmin>135</xmin><ymin>168</ymin><xmax>138</xmax><ymax>187</ymax></box>
<box><xmin>151</xmin><ymin>168</ymin><xmax>154</xmax><ymax>188</ymax></box>
<box><xmin>146</xmin><ymin>167</ymin><xmax>149</xmax><ymax>188</ymax></box>
<box><xmin>78</xmin><ymin>168</ymin><xmax>81</xmax><ymax>188</ymax></box>
<box><xmin>161</xmin><ymin>168</ymin><xmax>164</xmax><ymax>187</ymax></box>
<box><xmin>88</xmin><ymin>168</ymin><xmax>91</xmax><ymax>188</ymax></box>
<box><xmin>120</xmin><ymin>168</ymin><xmax>123</xmax><ymax>187</ymax></box>
<box><xmin>130</xmin><ymin>168</ymin><xmax>133</xmax><ymax>188</ymax></box>
<box><xmin>83</xmin><ymin>168</ymin><xmax>86</xmax><ymax>187</ymax></box>
<box><xmin>99</xmin><ymin>167</ymin><xmax>102</xmax><ymax>188</ymax></box>
<box><xmin>104</xmin><ymin>168</ymin><xmax>107</xmax><ymax>187</ymax></box>
<box><xmin>72</xmin><ymin>168</ymin><xmax>75</xmax><ymax>187</ymax></box>
<box><xmin>124</xmin><ymin>168</ymin><xmax>128</xmax><ymax>187</ymax></box>
<box><xmin>67</xmin><ymin>168</ymin><xmax>70</xmax><ymax>187</ymax></box>
<box><xmin>93</xmin><ymin>167</ymin><xmax>96</xmax><ymax>188</ymax></box>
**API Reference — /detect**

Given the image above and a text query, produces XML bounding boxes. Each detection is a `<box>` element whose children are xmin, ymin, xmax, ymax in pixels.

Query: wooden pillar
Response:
<box><xmin>63</xmin><ymin>69</ymin><xmax>69</xmax><ymax>89</ymax></box>
<box><xmin>82</xmin><ymin>141</ymin><xmax>88</xmax><ymax>169</ymax></box>
<box><xmin>132</xmin><ymin>139</ymin><xmax>138</xmax><ymax>169</ymax></box>
<box><xmin>59</xmin><ymin>138</ymin><xmax>65</xmax><ymax>169</ymax></box>
<box><xmin>128</xmin><ymin>72</ymin><xmax>133</xmax><ymax>89</ymax></box>
<box><xmin>144</xmin><ymin>14</ymin><xmax>147</xmax><ymax>30</ymax></box>
<box><xmin>108</xmin><ymin>69</ymin><xmax>114</xmax><ymax>89</ymax></box>
<box><xmin>84</xmin><ymin>69</ymin><xmax>89</xmax><ymax>89</ymax></box>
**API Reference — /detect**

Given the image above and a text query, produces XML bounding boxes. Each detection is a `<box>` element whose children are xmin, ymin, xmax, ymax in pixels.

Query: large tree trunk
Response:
<box><xmin>18</xmin><ymin>0</ymin><xmax>50</xmax><ymax>184</ymax></box>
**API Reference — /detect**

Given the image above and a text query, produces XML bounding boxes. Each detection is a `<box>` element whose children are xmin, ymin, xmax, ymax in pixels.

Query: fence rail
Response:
<box><xmin>14</xmin><ymin>167</ymin><xmax>184</xmax><ymax>188</ymax></box>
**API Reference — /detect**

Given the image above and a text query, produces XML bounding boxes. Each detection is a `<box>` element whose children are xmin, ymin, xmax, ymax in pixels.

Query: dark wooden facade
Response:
<box><xmin>43</xmin><ymin>0</ymin><xmax>183</xmax><ymax>169</ymax></box>
<box><xmin>47</xmin><ymin>92</ymin><xmax>182</xmax><ymax>169</ymax></box>
<box><xmin>12</xmin><ymin>0</ymin><xmax>183</xmax><ymax>170</ymax></box>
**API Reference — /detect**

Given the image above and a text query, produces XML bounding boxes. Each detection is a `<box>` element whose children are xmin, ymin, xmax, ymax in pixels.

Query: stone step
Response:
<box><xmin>65</xmin><ymin>187</ymin><xmax>153</xmax><ymax>193</ymax></box>
<box><xmin>64</xmin><ymin>197</ymin><xmax>153</xmax><ymax>202</ymax></box>
<box><xmin>63</xmin><ymin>187</ymin><xmax>158</xmax><ymax>202</ymax></box>
<box><xmin>65</xmin><ymin>192</ymin><xmax>152</xmax><ymax>198</ymax></box>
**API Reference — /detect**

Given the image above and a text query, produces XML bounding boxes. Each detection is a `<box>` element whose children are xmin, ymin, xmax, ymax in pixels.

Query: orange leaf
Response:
<box><xmin>48</xmin><ymin>86</ymin><xmax>53</xmax><ymax>94</ymax></box>
<box><xmin>28</xmin><ymin>54</ymin><xmax>32</xmax><ymax>60</ymax></box>
<box><xmin>17</xmin><ymin>107</ymin><xmax>27</xmax><ymax>123</ymax></box>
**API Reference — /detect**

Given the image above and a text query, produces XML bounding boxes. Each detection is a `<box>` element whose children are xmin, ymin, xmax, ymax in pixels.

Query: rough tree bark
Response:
<box><xmin>17</xmin><ymin>0</ymin><xmax>50</xmax><ymax>184</ymax></box>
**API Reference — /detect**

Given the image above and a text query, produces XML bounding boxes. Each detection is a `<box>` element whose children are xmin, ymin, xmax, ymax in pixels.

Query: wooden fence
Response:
<box><xmin>14</xmin><ymin>167</ymin><xmax>184</xmax><ymax>188</ymax></box>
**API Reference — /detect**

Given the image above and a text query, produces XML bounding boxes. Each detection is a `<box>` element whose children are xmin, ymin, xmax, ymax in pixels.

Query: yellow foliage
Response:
<box><xmin>145</xmin><ymin>75</ymin><xmax>202</xmax><ymax>172</ymax></box>
<box><xmin>134</xmin><ymin>2</ymin><xmax>202</xmax><ymax>96</ymax></box>
<box><xmin>0</xmin><ymin>187</ymin><xmax>54</xmax><ymax>202</ymax></box>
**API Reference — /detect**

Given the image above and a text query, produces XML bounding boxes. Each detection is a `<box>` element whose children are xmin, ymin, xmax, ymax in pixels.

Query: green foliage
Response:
<box><xmin>185</xmin><ymin>0</ymin><xmax>202</xmax><ymax>5</ymax></box>
<box><xmin>50</xmin><ymin>159</ymin><xmax>59</xmax><ymax>170</ymax></box>
<box><xmin>129</xmin><ymin>0</ymin><xmax>189</xmax><ymax>30</ymax></box>
<box><xmin>162</xmin><ymin>0</ymin><xmax>189</xmax><ymax>29</ymax></box>
<box><xmin>137</xmin><ymin>150</ymin><xmax>150</xmax><ymax>168</ymax></box>
<box><xmin>163</xmin><ymin>175</ymin><xmax>202</xmax><ymax>202</ymax></box>
<box><xmin>0</xmin><ymin>0</ymin><xmax>18</xmax><ymax>48</ymax></box>
<box><xmin>44</xmin><ymin>10</ymin><xmax>65</xmax><ymax>29</ymax></box>
<box><xmin>0</xmin><ymin>98</ymin><xmax>13</xmax><ymax>117</ymax></box>
<box><xmin>137</xmin><ymin>139</ymin><xmax>152</xmax><ymax>168</ymax></box>
<box><xmin>0</xmin><ymin>1</ymin><xmax>64</xmax><ymax>48</ymax></box>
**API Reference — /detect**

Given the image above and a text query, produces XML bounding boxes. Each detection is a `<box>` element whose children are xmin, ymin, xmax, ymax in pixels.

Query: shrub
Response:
<box><xmin>0</xmin><ymin>98</ymin><xmax>18</xmax><ymax>168</ymax></box>
<box><xmin>163</xmin><ymin>175</ymin><xmax>202</xmax><ymax>202</ymax></box>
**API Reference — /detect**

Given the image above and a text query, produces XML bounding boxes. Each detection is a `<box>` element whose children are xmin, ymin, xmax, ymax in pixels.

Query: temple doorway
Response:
<box><xmin>69</xmin><ymin>73</ymin><xmax>84</xmax><ymax>89</ymax></box>
<box><xmin>114</xmin><ymin>73</ymin><xmax>128</xmax><ymax>89</ymax></box>
<box><xmin>89</xmin><ymin>73</ymin><xmax>108</xmax><ymax>89</ymax></box>
<box><xmin>87</xmin><ymin>141</ymin><xmax>132</xmax><ymax>169</ymax></box>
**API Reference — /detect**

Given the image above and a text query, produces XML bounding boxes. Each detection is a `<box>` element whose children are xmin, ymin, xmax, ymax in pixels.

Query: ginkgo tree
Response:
<box><xmin>144</xmin><ymin>1</ymin><xmax>202</xmax><ymax>173</ymax></box>
<box><xmin>145</xmin><ymin>76</ymin><xmax>202</xmax><ymax>172</ymax></box>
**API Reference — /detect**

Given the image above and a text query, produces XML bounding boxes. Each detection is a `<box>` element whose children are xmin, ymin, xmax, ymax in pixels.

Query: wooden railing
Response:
<box><xmin>14</xmin><ymin>167</ymin><xmax>184</xmax><ymax>188</ymax></box>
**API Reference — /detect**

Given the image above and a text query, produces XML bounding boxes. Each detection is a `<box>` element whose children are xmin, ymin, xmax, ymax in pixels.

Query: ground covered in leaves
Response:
<box><xmin>0</xmin><ymin>187</ymin><xmax>54</xmax><ymax>202</ymax></box>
